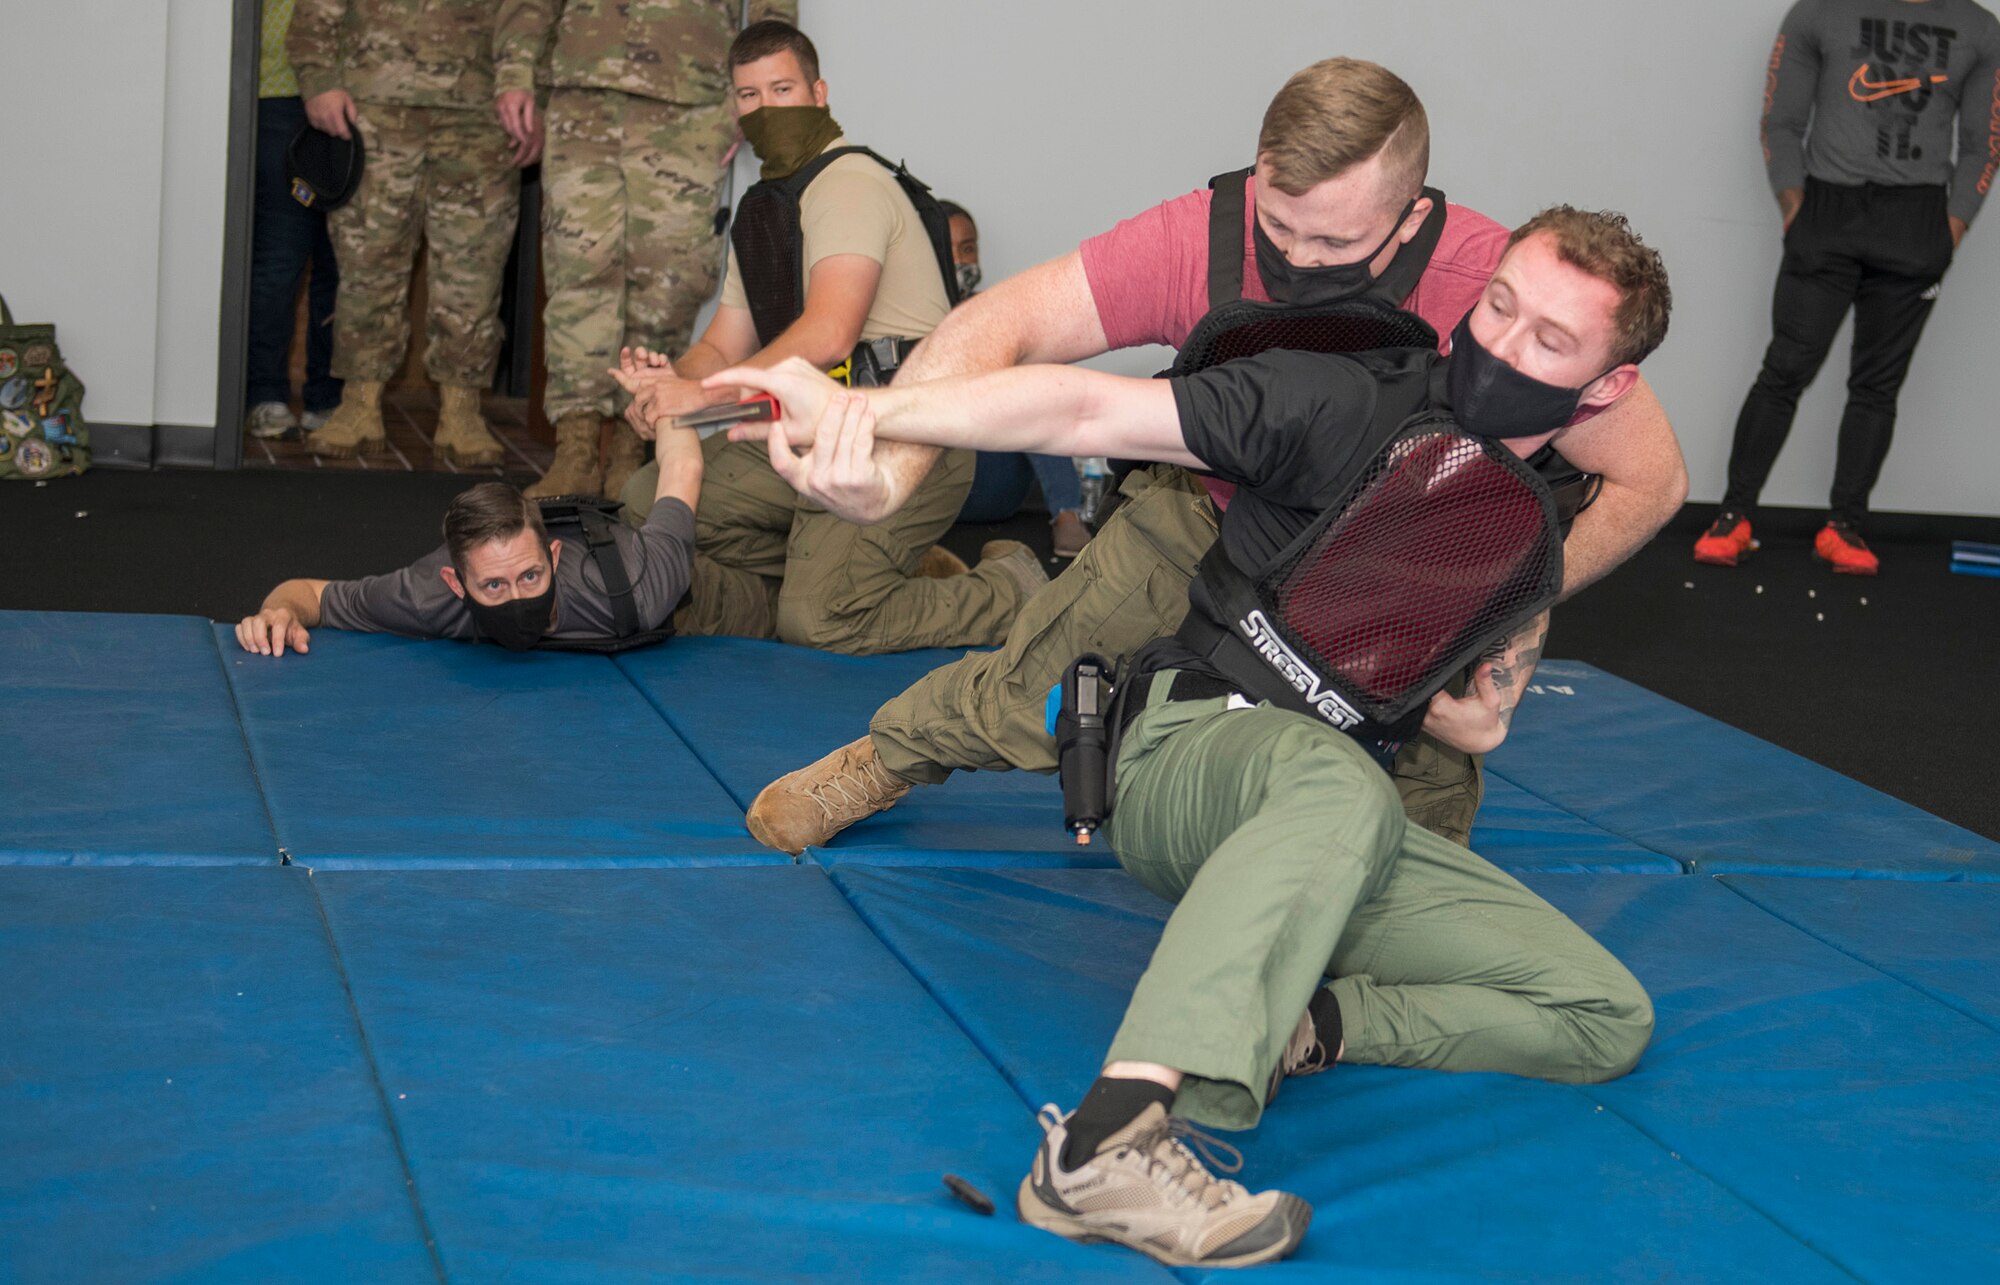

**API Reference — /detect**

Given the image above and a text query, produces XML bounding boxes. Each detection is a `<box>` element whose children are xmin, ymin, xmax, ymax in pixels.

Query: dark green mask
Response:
<box><xmin>739</xmin><ymin>106</ymin><xmax>843</xmax><ymax>180</ymax></box>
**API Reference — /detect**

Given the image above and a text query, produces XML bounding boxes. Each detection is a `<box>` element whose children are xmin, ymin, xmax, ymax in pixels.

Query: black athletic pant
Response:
<box><xmin>1723</xmin><ymin>178</ymin><xmax>1955</xmax><ymax>527</ymax></box>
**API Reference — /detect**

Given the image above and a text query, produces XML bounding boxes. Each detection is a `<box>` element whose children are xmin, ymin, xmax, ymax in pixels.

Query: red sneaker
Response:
<box><xmin>1693</xmin><ymin>511</ymin><xmax>1756</xmax><ymax>566</ymax></box>
<box><xmin>1814</xmin><ymin>522</ymin><xmax>1879</xmax><ymax>575</ymax></box>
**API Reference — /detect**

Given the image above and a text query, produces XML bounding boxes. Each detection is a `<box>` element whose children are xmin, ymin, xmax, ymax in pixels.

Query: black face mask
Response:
<box><xmin>1445</xmin><ymin>313</ymin><xmax>1609</xmax><ymax>440</ymax></box>
<box><xmin>465</xmin><ymin>580</ymin><xmax>556</xmax><ymax>652</ymax></box>
<box><xmin>1252</xmin><ymin>198</ymin><xmax>1414</xmax><ymax>305</ymax></box>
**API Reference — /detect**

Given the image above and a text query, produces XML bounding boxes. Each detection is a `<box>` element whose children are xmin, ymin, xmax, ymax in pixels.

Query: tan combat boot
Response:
<box><xmin>435</xmin><ymin>383</ymin><xmax>506</xmax><ymax>467</ymax></box>
<box><xmin>745</xmin><ymin>735</ymin><xmax>913</xmax><ymax>854</ymax></box>
<box><xmin>600</xmin><ymin>418</ymin><xmax>646</xmax><ymax>501</ymax></box>
<box><xmin>527</xmin><ymin>411</ymin><xmax>603</xmax><ymax>498</ymax></box>
<box><xmin>916</xmin><ymin>545</ymin><xmax>969</xmax><ymax>578</ymax></box>
<box><xmin>305</xmin><ymin>380</ymin><xmax>388</xmax><ymax>458</ymax></box>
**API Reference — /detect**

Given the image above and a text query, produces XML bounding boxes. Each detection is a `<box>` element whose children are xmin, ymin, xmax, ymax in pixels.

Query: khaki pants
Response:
<box><xmin>329</xmin><ymin>103</ymin><xmax>519</xmax><ymax>385</ymax></box>
<box><xmin>870</xmin><ymin>464</ymin><xmax>1488</xmax><ymax>843</ymax></box>
<box><xmin>1101</xmin><ymin>673</ymin><xmax>1654</xmax><ymax>1131</ymax></box>
<box><xmin>628</xmin><ymin>436</ymin><xmax>1026</xmax><ymax>653</ymax></box>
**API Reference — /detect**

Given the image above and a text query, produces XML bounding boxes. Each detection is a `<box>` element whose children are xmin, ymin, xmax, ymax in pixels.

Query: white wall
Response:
<box><xmin>0</xmin><ymin>0</ymin><xmax>230</xmax><ymax>434</ymax></box>
<box><xmin>816</xmin><ymin>0</ymin><xmax>2000</xmax><ymax>519</ymax></box>
<box><xmin>4</xmin><ymin>1</ymin><xmax>1995</xmax><ymax>513</ymax></box>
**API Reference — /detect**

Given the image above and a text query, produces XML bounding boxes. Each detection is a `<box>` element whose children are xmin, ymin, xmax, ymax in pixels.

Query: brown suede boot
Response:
<box><xmin>745</xmin><ymin>735</ymin><xmax>913</xmax><ymax>854</ymax></box>
<box><xmin>304</xmin><ymin>380</ymin><xmax>388</xmax><ymax>458</ymax></box>
<box><xmin>916</xmin><ymin>545</ymin><xmax>969</xmax><ymax>578</ymax></box>
<box><xmin>527</xmin><ymin>411</ymin><xmax>603</xmax><ymax>498</ymax></box>
<box><xmin>435</xmin><ymin>383</ymin><xmax>505</xmax><ymax>467</ymax></box>
<box><xmin>600</xmin><ymin>418</ymin><xmax>647</xmax><ymax>501</ymax></box>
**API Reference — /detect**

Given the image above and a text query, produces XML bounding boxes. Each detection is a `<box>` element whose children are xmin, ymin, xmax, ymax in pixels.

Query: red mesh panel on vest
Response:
<box><xmin>1264</xmin><ymin>428</ymin><xmax>1560</xmax><ymax>717</ymax></box>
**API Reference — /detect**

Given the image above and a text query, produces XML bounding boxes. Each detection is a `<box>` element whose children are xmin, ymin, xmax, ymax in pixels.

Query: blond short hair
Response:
<box><xmin>1257</xmin><ymin>58</ymin><xmax>1429</xmax><ymax>200</ymax></box>
<box><xmin>1507</xmin><ymin>207</ymin><xmax>1673</xmax><ymax>367</ymax></box>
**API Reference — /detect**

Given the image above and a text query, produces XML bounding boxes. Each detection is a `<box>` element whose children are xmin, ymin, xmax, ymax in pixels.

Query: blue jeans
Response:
<box><xmin>248</xmin><ymin>96</ymin><xmax>341</xmax><ymax>412</ymax></box>
<box><xmin>960</xmin><ymin>451</ymin><xmax>1083</xmax><ymax>523</ymax></box>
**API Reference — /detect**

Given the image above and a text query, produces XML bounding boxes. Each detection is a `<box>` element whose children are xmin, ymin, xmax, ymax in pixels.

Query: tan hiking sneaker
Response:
<box><xmin>436</xmin><ymin>383</ymin><xmax>505</xmax><ymax>467</ymax></box>
<box><xmin>305</xmin><ymin>380</ymin><xmax>387</xmax><ymax>457</ymax></box>
<box><xmin>601</xmin><ymin>418</ymin><xmax>645</xmax><ymax>501</ymax></box>
<box><xmin>745</xmin><ymin>735</ymin><xmax>912</xmax><ymax>855</ymax></box>
<box><xmin>916</xmin><ymin>544</ymin><xmax>969</xmax><ymax>578</ymax></box>
<box><xmin>528</xmin><ymin>411</ymin><xmax>604</xmax><ymax>499</ymax></box>
<box><xmin>979</xmin><ymin>539</ymin><xmax>1050</xmax><ymax>603</ymax></box>
<box><xmin>1266</xmin><ymin>1006</ymin><xmax>1333</xmax><ymax>1105</ymax></box>
<box><xmin>1018</xmin><ymin>1103</ymin><xmax>1310</xmax><ymax>1268</ymax></box>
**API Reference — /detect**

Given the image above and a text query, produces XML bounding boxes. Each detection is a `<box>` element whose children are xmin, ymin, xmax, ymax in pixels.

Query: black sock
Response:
<box><xmin>1308</xmin><ymin>986</ymin><xmax>1343</xmax><ymax>1057</ymax></box>
<box><xmin>1060</xmin><ymin>1075</ymin><xmax>1177</xmax><ymax>1170</ymax></box>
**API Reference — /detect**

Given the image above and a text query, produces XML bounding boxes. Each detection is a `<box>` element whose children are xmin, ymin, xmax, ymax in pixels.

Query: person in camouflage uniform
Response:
<box><xmin>290</xmin><ymin>0</ymin><xmax>543</xmax><ymax>465</ymax></box>
<box><xmin>494</xmin><ymin>0</ymin><xmax>796</xmax><ymax>501</ymax></box>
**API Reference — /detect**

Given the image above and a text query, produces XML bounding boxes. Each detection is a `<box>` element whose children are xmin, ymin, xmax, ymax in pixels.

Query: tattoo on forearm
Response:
<box><xmin>1486</xmin><ymin>614</ymin><xmax>1550</xmax><ymax>729</ymax></box>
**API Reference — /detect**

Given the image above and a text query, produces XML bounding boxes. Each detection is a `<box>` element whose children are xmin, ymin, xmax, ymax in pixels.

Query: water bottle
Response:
<box><xmin>1078</xmin><ymin>457</ymin><xmax>1111</xmax><ymax>524</ymax></box>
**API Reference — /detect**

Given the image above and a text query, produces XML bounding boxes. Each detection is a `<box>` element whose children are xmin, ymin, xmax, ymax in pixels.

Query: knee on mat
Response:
<box><xmin>1568</xmin><ymin>980</ymin><xmax>1655</xmax><ymax>1084</ymax></box>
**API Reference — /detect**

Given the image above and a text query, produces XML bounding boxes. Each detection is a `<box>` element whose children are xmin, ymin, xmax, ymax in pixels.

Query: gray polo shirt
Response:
<box><xmin>1763</xmin><ymin>0</ymin><xmax>2000</xmax><ymax>224</ymax></box>
<box><xmin>319</xmin><ymin>497</ymin><xmax>696</xmax><ymax>642</ymax></box>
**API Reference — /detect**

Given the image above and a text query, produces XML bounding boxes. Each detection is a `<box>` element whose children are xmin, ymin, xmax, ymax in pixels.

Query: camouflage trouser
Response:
<box><xmin>868</xmin><ymin>463</ymin><xmax>1487</xmax><ymax>845</ymax></box>
<box><xmin>541</xmin><ymin>88</ymin><xmax>734</xmax><ymax>421</ymax></box>
<box><xmin>328</xmin><ymin>102</ymin><xmax>519</xmax><ymax>385</ymax></box>
<box><xmin>626</xmin><ymin>435</ymin><xmax>1026</xmax><ymax>655</ymax></box>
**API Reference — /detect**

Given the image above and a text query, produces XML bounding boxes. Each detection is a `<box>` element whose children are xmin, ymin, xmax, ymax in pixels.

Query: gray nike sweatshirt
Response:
<box><xmin>1763</xmin><ymin>0</ymin><xmax>2000</xmax><ymax>223</ymax></box>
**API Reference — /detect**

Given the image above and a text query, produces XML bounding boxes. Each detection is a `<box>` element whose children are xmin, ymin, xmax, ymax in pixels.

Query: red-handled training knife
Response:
<box><xmin>670</xmin><ymin>394</ymin><xmax>780</xmax><ymax>430</ymax></box>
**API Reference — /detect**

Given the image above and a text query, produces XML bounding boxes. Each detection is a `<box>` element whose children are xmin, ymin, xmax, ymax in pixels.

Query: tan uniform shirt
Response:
<box><xmin>720</xmin><ymin>139</ymin><xmax>952</xmax><ymax>346</ymax></box>
<box><xmin>491</xmin><ymin>0</ymin><xmax>796</xmax><ymax>101</ymax></box>
<box><xmin>289</xmin><ymin>0</ymin><xmax>526</xmax><ymax>108</ymax></box>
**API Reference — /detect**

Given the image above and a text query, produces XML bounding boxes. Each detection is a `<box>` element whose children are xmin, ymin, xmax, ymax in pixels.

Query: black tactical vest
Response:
<box><xmin>729</xmin><ymin>146</ymin><xmax>960</xmax><ymax>348</ymax></box>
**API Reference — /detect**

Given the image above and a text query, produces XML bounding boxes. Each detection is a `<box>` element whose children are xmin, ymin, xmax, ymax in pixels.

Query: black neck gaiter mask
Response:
<box><xmin>1445</xmin><ymin>313</ymin><xmax>1611</xmax><ymax>440</ymax></box>
<box><xmin>1252</xmin><ymin>198</ymin><xmax>1414</xmax><ymax>305</ymax></box>
<box><xmin>738</xmin><ymin>106</ymin><xmax>843</xmax><ymax>180</ymax></box>
<box><xmin>466</xmin><ymin>581</ymin><xmax>556</xmax><ymax>652</ymax></box>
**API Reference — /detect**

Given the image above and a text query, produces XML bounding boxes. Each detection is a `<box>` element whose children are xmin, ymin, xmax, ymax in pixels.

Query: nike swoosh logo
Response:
<box><xmin>1849</xmin><ymin>63</ymin><xmax>1950</xmax><ymax>102</ymax></box>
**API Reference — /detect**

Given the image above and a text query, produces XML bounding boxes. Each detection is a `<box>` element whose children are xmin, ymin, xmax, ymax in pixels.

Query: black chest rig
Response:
<box><xmin>511</xmin><ymin>497</ymin><xmax>675</xmax><ymax>655</ymax></box>
<box><xmin>1168</xmin><ymin>168</ymin><xmax>1447</xmax><ymax>376</ymax></box>
<box><xmin>729</xmin><ymin>146</ymin><xmax>961</xmax><ymax>348</ymax></box>
<box><xmin>1172</xmin><ymin>382</ymin><xmax>1566</xmax><ymax>755</ymax></box>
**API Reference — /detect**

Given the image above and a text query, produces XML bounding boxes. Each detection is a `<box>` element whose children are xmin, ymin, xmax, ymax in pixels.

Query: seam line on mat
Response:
<box><xmin>608</xmin><ymin>656</ymin><xmax>752</xmax><ymax>811</ymax></box>
<box><xmin>202</xmin><ymin>622</ymin><xmax>290</xmax><ymax>866</ymax></box>
<box><xmin>1717</xmin><ymin>877</ymin><xmax>2000</xmax><ymax>1036</ymax></box>
<box><xmin>1572</xmin><ymin>1084</ymin><xmax>1868</xmax><ymax>1282</ymax></box>
<box><xmin>304</xmin><ymin>871</ymin><xmax>451</xmax><ymax>1284</ymax></box>
<box><xmin>821</xmin><ymin>867</ymin><xmax>1043</xmax><ymax>1114</ymax></box>
<box><xmin>1481</xmin><ymin>762</ymin><xmax>1690</xmax><ymax>872</ymax></box>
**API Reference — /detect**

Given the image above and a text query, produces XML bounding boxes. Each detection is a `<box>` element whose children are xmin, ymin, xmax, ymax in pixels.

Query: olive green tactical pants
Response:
<box><xmin>1101</xmin><ymin>673</ymin><xmax>1654</xmax><ymax>1131</ymax></box>
<box><xmin>629</xmin><ymin>435</ymin><xmax>1026</xmax><ymax>653</ymax></box>
<box><xmin>870</xmin><ymin>464</ymin><xmax>1487</xmax><ymax>844</ymax></box>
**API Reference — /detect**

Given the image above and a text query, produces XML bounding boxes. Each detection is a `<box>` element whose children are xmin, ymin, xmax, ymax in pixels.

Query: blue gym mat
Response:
<box><xmin>218</xmin><ymin>628</ymin><xmax>773</xmax><ymax>868</ymax></box>
<box><xmin>1490</xmin><ymin>660</ymin><xmax>2000</xmax><ymax>879</ymax></box>
<box><xmin>617</xmin><ymin>638</ymin><xmax>1078</xmax><ymax>858</ymax></box>
<box><xmin>831</xmin><ymin>864</ymin><xmax>2000</xmax><ymax>1282</ymax></box>
<box><xmin>0</xmin><ymin>868</ymin><xmax>435</xmax><ymax>1283</ymax></box>
<box><xmin>311</xmin><ymin>866</ymin><xmax>1172</xmax><ymax>1284</ymax></box>
<box><xmin>1720</xmin><ymin>874</ymin><xmax>2000</xmax><ymax>1034</ymax></box>
<box><xmin>0</xmin><ymin>612</ymin><xmax>276</xmax><ymax>865</ymax></box>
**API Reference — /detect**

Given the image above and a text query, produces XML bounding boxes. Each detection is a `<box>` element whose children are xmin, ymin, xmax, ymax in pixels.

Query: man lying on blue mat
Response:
<box><xmin>233</xmin><ymin>421</ymin><xmax>702</xmax><ymax>656</ymax></box>
<box><xmin>711</xmin><ymin>207</ymin><xmax>1669</xmax><ymax>1268</ymax></box>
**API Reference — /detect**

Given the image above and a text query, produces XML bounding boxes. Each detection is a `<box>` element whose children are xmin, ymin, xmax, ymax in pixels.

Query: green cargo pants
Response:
<box><xmin>625</xmin><ymin>435</ymin><xmax>1027</xmax><ymax>653</ymax></box>
<box><xmin>1101</xmin><ymin>672</ymin><xmax>1653</xmax><ymax>1132</ymax></box>
<box><xmin>870</xmin><ymin>463</ymin><xmax>1487</xmax><ymax>844</ymax></box>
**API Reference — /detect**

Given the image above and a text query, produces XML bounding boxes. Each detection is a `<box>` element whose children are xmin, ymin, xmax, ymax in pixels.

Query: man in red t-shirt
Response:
<box><xmin>741</xmin><ymin>57</ymin><xmax>1690</xmax><ymax>855</ymax></box>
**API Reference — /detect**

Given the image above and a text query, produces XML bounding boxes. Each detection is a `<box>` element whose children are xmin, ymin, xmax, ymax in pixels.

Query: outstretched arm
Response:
<box><xmin>768</xmin><ymin>249</ymin><xmax>1117</xmax><ymax>522</ymax></box>
<box><xmin>236</xmin><ymin>579</ymin><xmax>328</xmax><ymax>657</ymax></box>
<box><xmin>711</xmin><ymin>356</ymin><xmax>1203</xmax><ymax>471</ymax></box>
<box><xmin>1549</xmin><ymin>376</ymin><xmax>1687</xmax><ymax>597</ymax></box>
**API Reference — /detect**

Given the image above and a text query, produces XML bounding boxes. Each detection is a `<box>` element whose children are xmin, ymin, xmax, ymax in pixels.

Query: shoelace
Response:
<box><xmin>1283</xmin><ymin>1017</ymin><xmax>1329</xmax><ymax>1077</ymax></box>
<box><xmin>805</xmin><ymin>755</ymin><xmax>901</xmax><ymax>823</ymax></box>
<box><xmin>1129</xmin><ymin>1115</ymin><xmax>1248</xmax><ymax>1211</ymax></box>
